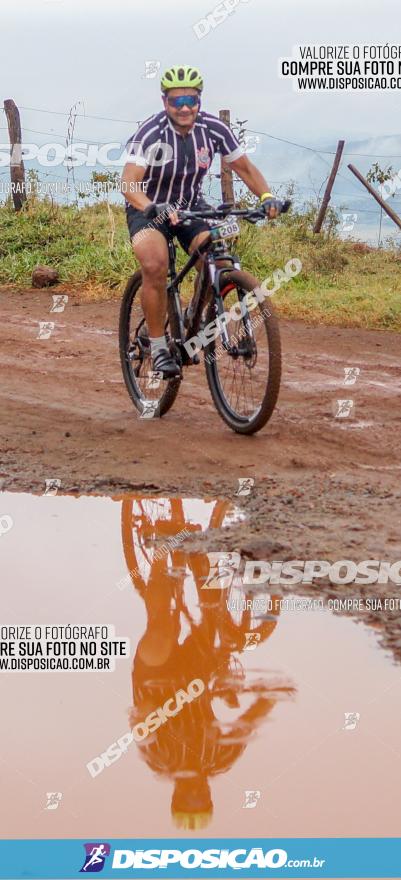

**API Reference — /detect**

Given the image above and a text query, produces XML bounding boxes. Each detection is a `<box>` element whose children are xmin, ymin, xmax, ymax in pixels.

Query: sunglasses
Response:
<box><xmin>166</xmin><ymin>95</ymin><xmax>199</xmax><ymax>109</ymax></box>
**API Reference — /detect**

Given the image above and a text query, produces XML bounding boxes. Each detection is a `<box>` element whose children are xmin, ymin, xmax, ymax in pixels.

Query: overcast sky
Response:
<box><xmin>1</xmin><ymin>0</ymin><xmax>401</xmax><ymax>243</ymax></box>
<box><xmin>1</xmin><ymin>0</ymin><xmax>400</xmax><ymax>144</ymax></box>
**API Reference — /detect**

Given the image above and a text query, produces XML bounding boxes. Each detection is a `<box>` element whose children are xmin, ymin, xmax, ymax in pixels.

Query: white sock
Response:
<box><xmin>150</xmin><ymin>335</ymin><xmax>167</xmax><ymax>356</ymax></box>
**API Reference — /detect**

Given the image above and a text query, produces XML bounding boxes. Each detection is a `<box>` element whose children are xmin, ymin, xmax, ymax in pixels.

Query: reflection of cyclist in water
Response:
<box><xmin>120</xmin><ymin>497</ymin><xmax>294</xmax><ymax>831</ymax></box>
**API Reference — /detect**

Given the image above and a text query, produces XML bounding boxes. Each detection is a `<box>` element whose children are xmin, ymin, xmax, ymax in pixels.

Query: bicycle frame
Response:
<box><xmin>165</xmin><ymin>231</ymin><xmax>241</xmax><ymax>356</ymax></box>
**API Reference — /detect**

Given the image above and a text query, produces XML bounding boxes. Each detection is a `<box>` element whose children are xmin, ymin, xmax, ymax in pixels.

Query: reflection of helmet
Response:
<box><xmin>161</xmin><ymin>65</ymin><xmax>203</xmax><ymax>92</ymax></box>
<box><xmin>172</xmin><ymin>810</ymin><xmax>212</xmax><ymax>831</ymax></box>
<box><xmin>171</xmin><ymin>776</ymin><xmax>212</xmax><ymax>830</ymax></box>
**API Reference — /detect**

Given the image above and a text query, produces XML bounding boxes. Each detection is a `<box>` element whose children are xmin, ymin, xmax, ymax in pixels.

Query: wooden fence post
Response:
<box><xmin>348</xmin><ymin>163</ymin><xmax>401</xmax><ymax>232</ymax></box>
<box><xmin>219</xmin><ymin>109</ymin><xmax>235</xmax><ymax>205</ymax></box>
<box><xmin>313</xmin><ymin>140</ymin><xmax>345</xmax><ymax>233</ymax></box>
<box><xmin>4</xmin><ymin>98</ymin><xmax>27</xmax><ymax>211</ymax></box>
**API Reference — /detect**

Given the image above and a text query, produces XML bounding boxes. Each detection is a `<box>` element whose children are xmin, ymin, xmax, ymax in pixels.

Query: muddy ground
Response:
<box><xmin>1</xmin><ymin>285</ymin><xmax>401</xmax><ymax>659</ymax></box>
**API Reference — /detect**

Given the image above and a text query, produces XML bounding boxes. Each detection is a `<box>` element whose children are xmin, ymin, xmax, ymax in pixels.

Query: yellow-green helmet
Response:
<box><xmin>161</xmin><ymin>65</ymin><xmax>203</xmax><ymax>93</ymax></box>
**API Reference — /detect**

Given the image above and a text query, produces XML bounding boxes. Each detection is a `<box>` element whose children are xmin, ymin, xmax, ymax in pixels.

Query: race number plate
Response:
<box><xmin>213</xmin><ymin>217</ymin><xmax>240</xmax><ymax>240</ymax></box>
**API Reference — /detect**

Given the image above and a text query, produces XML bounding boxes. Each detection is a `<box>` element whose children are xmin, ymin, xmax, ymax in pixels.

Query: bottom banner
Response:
<box><xmin>0</xmin><ymin>838</ymin><xmax>400</xmax><ymax>879</ymax></box>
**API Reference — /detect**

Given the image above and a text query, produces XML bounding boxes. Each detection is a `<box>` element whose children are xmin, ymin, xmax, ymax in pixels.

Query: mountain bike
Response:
<box><xmin>119</xmin><ymin>200</ymin><xmax>290</xmax><ymax>434</ymax></box>
<box><xmin>120</xmin><ymin>494</ymin><xmax>282</xmax><ymax>641</ymax></box>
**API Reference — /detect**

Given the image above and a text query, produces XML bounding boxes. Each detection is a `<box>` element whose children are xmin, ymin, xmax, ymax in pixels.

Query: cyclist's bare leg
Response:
<box><xmin>131</xmin><ymin>229</ymin><xmax>169</xmax><ymax>337</ymax></box>
<box><xmin>189</xmin><ymin>230</ymin><xmax>210</xmax><ymax>272</ymax></box>
<box><xmin>137</xmin><ymin>570</ymin><xmax>179</xmax><ymax>667</ymax></box>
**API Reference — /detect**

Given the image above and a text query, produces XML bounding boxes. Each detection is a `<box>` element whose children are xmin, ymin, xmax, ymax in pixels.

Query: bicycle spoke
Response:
<box><xmin>212</xmin><ymin>295</ymin><xmax>269</xmax><ymax>420</ymax></box>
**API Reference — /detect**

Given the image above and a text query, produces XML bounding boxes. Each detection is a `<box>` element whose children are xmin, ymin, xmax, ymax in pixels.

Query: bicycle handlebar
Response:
<box><xmin>143</xmin><ymin>199</ymin><xmax>292</xmax><ymax>224</ymax></box>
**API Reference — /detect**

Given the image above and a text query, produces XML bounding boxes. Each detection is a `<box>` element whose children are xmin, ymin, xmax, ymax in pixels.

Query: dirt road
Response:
<box><xmin>1</xmin><ymin>285</ymin><xmax>401</xmax><ymax>656</ymax></box>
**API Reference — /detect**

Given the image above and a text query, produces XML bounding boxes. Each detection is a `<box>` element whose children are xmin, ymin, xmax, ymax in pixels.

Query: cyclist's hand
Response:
<box><xmin>142</xmin><ymin>202</ymin><xmax>180</xmax><ymax>225</ymax></box>
<box><xmin>260</xmin><ymin>197</ymin><xmax>283</xmax><ymax>219</ymax></box>
<box><xmin>167</xmin><ymin>209</ymin><xmax>180</xmax><ymax>226</ymax></box>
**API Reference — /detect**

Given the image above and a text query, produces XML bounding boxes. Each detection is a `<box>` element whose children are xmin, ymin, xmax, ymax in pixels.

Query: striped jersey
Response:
<box><xmin>125</xmin><ymin>109</ymin><xmax>244</xmax><ymax>208</ymax></box>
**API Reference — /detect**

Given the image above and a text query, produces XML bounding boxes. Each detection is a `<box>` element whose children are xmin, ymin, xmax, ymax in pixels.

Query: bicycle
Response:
<box><xmin>119</xmin><ymin>199</ymin><xmax>291</xmax><ymax>434</ymax></box>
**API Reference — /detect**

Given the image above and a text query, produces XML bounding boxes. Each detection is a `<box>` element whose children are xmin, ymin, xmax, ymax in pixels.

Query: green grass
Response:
<box><xmin>1</xmin><ymin>196</ymin><xmax>401</xmax><ymax>330</ymax></box>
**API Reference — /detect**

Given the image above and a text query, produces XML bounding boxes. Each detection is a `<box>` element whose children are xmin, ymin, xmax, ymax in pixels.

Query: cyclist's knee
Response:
<box><xmin>141</xmin><ymin>254</ymin><xmax>168</xmax><ymax>279</ymax></box>
<box><xmin>131</xmin><ymin>232</ymin><xmax>168</xmax><ymax>279</ymax></box>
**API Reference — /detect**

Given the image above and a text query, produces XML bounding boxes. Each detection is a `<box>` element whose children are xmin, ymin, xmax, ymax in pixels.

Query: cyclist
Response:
<box><xmin>121</xmin><ymin>64</ymin><xmax>283</xmax><ymax>378</ymax></box>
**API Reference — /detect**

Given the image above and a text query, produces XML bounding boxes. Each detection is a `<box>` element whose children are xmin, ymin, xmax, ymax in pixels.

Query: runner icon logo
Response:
<box><xmin>80</xmin><ymin>843</ymin><xmax>111</xmax><ymax>873</ymax></box>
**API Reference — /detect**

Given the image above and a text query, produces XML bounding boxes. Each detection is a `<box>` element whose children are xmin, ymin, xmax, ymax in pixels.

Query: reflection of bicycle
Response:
<box><xmin>121</xmin><ymin>496</ymin><xmax>276</xmax><ymax>641</ymax></box>
<box><xmin>120</xmin><ymin>495</ymin><xmax>294</xmax><ymax>831</ymax></box>
<box><xmin>119</xmin><ymin>201</ymin><xmax>290</xmax><ymax>434</ymax></box>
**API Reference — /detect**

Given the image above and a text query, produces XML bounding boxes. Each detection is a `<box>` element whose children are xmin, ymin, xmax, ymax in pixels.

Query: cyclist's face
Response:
<box><xmin>163</xmin><ymin>88</ymin><xmax>200</xmax><ymax>128</ymax></box>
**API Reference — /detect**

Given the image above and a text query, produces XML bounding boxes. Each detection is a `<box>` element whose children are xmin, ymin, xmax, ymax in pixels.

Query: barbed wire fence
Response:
<box><xmin>2</xmin><ymin>100</ymin><xmax>401</xmax><ymax>243</ymax></box>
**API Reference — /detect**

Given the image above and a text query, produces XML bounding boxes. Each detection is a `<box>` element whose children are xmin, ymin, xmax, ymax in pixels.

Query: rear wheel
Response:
<box><xmin>119</xmin><ymin>271</ymin><xmax>182</xmax><ymax>418</ymax></box>
<box><xmin>204</xmin><ymin>270</ymin><xmax>281</xmax><ymax>434</ymax></box>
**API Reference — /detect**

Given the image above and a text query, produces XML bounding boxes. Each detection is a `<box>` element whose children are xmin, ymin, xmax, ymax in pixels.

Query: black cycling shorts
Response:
<box><xmin>126</xmin><ymin>205</ymin><xmax>209</xmax><ymax>254</ymax></box>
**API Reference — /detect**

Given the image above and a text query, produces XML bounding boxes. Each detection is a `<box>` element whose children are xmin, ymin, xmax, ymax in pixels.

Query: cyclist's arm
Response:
<box><xmin>120</xmin><ymin>161</ymin><xmax>152</xmax><ymax>211</ymax></box>
<box><xmin>229</xmin><ymin>154</ymin><xmax>272</xmax><ymax>201</ymax></box>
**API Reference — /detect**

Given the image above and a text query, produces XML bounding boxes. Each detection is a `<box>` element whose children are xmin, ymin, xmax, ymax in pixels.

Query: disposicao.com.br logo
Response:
<box><xmin>109</xmin><ymin>847</ymin><xmax>325</xmax><ymax>870</ymax></box>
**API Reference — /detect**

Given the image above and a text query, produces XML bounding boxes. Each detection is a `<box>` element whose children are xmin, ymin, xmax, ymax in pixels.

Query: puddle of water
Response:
<box><xmin>335</xmin><ymin>419</ymin><xmax>376</xmax><ymax>430</ymax></box>
<box><xmin>356</xmin><ymin>463</ymin><xmax>401</xmax><ymax>471</ymax></box>
<box><xmin>1</xmin><ymin>492</ymin><xmax>400</xmax><ymax>842</ymax></box>
<box><xmin>286</xmin><ymin>378</ymin><xmax>401</xmax><ymax>395</ymax></box>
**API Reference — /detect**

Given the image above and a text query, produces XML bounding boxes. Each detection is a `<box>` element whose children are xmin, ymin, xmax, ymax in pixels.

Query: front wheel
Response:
<box><xmin>204</xmin><ymin>270</ymin><xmax>281</xmax><ymax>434</ymax></box>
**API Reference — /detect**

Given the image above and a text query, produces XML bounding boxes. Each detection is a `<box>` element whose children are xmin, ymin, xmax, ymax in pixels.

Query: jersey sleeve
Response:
<box><xmin>208</xmin><ymin>117</ymin><xmax>245</xmax><ymax>163</ymax></box>
<box><xmin>125</xmin><ymin>118</ymin><xmax>158</xmax><ymax>167</ymax></box>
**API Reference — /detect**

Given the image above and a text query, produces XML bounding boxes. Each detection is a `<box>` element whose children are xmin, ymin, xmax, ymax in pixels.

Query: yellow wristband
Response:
<box><xmin>260</xmin><ymin>192</ymin><xmax>274</xmax><ymax>202</ymax></box>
